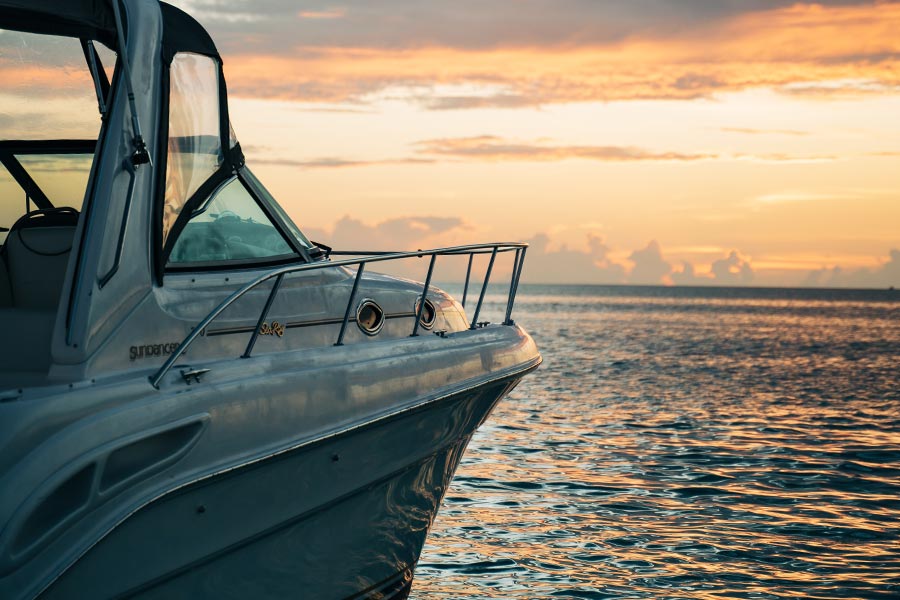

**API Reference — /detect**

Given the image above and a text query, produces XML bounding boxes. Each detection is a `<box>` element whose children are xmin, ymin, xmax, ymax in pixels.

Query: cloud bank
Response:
<box><xmin>307</xmin><ymin>216</ymin><xmax>743</xmax><ymax>285</ymax></box>
<box><xmin>805</xmin><ymin>249</ymin><xmax>900</xmax><ymax>289</ymax></box>
<box><xmin>174</xmin><ymin>1</ymin><xmax>882</xmax><ymax>52</ymax></box>
<box><xmin>306</xmin><ymin>215</ymin><xmax>898</xmax><ymax>288</ymax></box>
<box><xmin>416</xmin><ymin>137</ymin><xmax>714</xmax><ymax>163</ymax></box>
<box><xmin>243</xmin><ymin>135</ymin><xmax>830</xmax><ymax>170</ymax></box>
<box><xmin>163</xmin><ymin>1</ymin><xmax>900</xmax><ymax>108</ymax></box>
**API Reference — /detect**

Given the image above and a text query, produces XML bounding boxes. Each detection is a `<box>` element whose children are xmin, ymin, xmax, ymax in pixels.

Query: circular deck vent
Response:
<box><xmin>356</xmin><ymin>299</ymin><xmax>385</xmax><ymax>335</ymax></box>
<box><xmin>416</xmin><ymin>297</ymin><xmax>437</xmax><ymax>330</ymax></box>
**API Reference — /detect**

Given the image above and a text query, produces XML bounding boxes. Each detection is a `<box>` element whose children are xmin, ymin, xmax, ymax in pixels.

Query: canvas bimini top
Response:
<box><xmin>0</xmin><ymin>0</ymin><xmax>119</xmax><ymax>46</ymax></box>
<box><xmin>0</xmin><ymin>0</ymin><xmax>217</xmax><ymax>59</ymax></box>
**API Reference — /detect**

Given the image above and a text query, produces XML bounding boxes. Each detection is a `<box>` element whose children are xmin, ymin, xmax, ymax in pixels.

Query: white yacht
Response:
<box><xmin>0</xmin><ymin>1</ymin><xmax>540</xmax><ymax>598</ymax></box>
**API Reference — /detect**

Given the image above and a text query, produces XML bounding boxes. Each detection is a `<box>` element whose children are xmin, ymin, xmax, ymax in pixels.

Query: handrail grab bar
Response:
<box><xmin>149</xmin><ymin>242</ymin><xmax>528</xmax><ymax>389</ymax></box>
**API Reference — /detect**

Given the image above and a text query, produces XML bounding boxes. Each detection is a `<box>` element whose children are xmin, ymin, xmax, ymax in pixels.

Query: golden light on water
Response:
<box><xmin>414</xmin><ymin>290</ymin><xmax>900</xmax><ymax>596</ymax></box>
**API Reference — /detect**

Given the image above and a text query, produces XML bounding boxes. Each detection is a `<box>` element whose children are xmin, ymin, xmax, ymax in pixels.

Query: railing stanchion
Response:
<box><xmin>243</xmin><ymin>273</ymin><xmax>285</xmax><ymax>358</ymax></box>
<box><xmin>335</xmin><ymin>264</ymin><xmax>365</xmax><ymax>346</ymax></box>
<box><xmin>470</xmin><ymin>247</ymin><xmax>497</xmax><ymax>329</ymax></box>
<box><xmin>461</xmin><ymin>253</ymin><xmax>474</xmax><ymax>308</ymax></box>
<box><xmin>149</xmin><ymin>243</ymin><xmax>528</xmax><ymax>388</ymax></box>
<box><xmin>411</xmin><ymin>255</ymin><xmax>437</xmax><ymax>337</ymax></box>
<box><xmin>503</xmin><ymin>248</ymin><xmax>521</xmax><ymax>325</ymax></box>
<box><xmin>504</xmin><ymin>247</ymin><xmax>526</xmax><ymax>325</ymax></box>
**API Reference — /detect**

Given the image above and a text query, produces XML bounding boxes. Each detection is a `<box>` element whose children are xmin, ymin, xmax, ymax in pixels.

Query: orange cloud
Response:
<box><xmin>251</xmin><ymin>156</ymin><xmax>434</xmax><ymax>169</ymax></box>
<box><xmin>223</xmin><ymin>2</ymin><xmax>900</xmax><ymax>107</ymax></box>
<box><xmin>415</xmin><ymin>136</ymin><xmax>715</xmax><ymax>162</ymax></box>
<box><xmin>721</xmin><ymin>127</ymin><xmax>809</xmax><ymax>136</ymax></box>
<box><xmin>297</xmin><ymin>8</ymin><xmax>347</xmax><ymax>20</ymax></box>
<box><xmin>240</xmin><ymin>135</ymin><xmax>841</xmax><ymax>169</ymax></box>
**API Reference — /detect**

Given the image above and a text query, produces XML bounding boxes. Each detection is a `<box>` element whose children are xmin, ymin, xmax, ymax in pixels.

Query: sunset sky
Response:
<box><xmin>4</xmin><ymin>1</ymin><xmax>900</xmax><ymax>287</ymax></box>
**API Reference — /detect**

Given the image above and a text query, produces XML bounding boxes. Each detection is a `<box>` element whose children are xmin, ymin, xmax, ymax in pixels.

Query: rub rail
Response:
<box><xmin>149</xmin><ymin>242</ymin><xmax>527</xmax><ymax>388</ymax></box>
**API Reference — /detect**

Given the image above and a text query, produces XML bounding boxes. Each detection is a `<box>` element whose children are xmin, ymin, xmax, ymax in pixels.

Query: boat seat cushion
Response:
<box><xmin>5</xmin><ymin>226</ymin><xmax>75</xmax><ymax>310</ymax></box>
<box><xmin>0</xmin><ymin>308</ymin><xmax>55</xmax><ymax>373</ymax></box>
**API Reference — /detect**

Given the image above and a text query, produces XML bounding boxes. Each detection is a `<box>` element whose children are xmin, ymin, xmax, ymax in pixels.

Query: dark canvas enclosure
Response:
<box><xmin>0</xmin><ymin>0</ymin><xmax>118</xmax><ymax>45</ymax></box>
<box><xmin>0</xmin><ymin>1</ymin><xmax>219</xmax><ymax>59</ymax></box>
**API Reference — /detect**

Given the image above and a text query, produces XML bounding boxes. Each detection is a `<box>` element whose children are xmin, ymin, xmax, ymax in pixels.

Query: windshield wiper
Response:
<box><xmin>309</xmin><ymin>240</ymin><xmax>332</xmax><ymax>259</ymax></box>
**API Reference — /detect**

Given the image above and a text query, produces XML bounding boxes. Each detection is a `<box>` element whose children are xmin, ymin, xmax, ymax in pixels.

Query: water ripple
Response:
<box><xmin>413</xmin><ymin>286</ymin><xmax>900</xmax><ymax>598</ymax></box>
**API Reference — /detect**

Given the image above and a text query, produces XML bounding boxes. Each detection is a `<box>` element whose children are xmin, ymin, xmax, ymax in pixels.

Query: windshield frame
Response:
<box><xmin>164</xmin><ymin>170</ymin><xmax>309</xmax><ymax>272</ymax></box>
<box><xmin>154</xmin><ymin>49</ymin><xmax>315</xmax><ymax>277</ymax></box>
<box><xmin>0</xmin><ymin>140</ymin><xmax>97</xmax><ymax>210</ymax></box>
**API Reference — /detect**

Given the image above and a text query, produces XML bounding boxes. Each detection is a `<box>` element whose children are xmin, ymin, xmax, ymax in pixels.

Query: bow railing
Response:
<box><xmin>149</xmin><ymin>242</ymin><xmax>527</xmax><ymax>388</ymax></box>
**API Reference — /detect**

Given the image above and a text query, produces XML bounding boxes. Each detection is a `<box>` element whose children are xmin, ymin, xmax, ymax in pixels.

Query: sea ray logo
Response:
<box><xmin>259</xmin><ymin>321</ymin><xmax>285</xmax><ymax>337</ymax></box>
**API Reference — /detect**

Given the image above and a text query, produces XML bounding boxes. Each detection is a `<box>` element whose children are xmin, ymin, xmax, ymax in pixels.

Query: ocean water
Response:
<box><xmin>412</xmin><ymin>285</ymin><xmax>900</xmax><ymax>599</ymax></box>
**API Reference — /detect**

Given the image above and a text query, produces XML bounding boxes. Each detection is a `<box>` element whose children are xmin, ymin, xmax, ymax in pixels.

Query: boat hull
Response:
<box><xmin>37</xmin><ymin>371</ymin><xmax>530</xmax><ymax>599</ymax></box>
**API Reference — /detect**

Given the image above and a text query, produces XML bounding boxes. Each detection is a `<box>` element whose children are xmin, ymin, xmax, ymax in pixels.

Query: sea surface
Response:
<box><xmin>412</xmin><ymin>285</ymin><xmax>900</xmax><ymax>599</ymax></box>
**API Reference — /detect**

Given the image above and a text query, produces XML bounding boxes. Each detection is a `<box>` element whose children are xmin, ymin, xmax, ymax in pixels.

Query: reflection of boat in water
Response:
<box><xmin>0</xmin><ymin>2</ymin><xmax>540</xmax><ymax>598</ymax></box>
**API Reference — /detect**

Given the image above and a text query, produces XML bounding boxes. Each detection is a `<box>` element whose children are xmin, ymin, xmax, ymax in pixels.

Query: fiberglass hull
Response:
<box><xmin>43</xmin><ymin>372</ymin><xmax>529</xmax><ymax>600</ymax></box>
<box><xmin>0</xmin><ymin>325</ymin><xmax>540</xmax><ymax>599</ymax></box>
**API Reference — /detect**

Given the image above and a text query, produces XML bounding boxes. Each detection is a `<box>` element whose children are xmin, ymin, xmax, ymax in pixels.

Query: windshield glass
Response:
<box><xmin>0</xmin><ymin>150</ymin><xmax>93</xmax><ymax>242</ymax></box>
<box><xmin>0</xmin><ymin>168</ymin><xmax>18</xmax><ymax>241</ymax></box>
<box><xmin>243</xmin><ymin>168</ymin><xmax>314</xmax><ymax>251</ymax></box>
<box><xmin>17</xmin><ymin>154</ymin><xmax>93</xmax><ymax>203</ymax></box>
<box><xmin>169</xmin><ymin>177</ymin><xmax>294</xmax><ymax>265</ymax></box>
<box><xmin>0</xmin><ymin>30</ymin><xmax>108</xmax><ymax>242</ymax></box>
<box><xmin>163</xmin><ymin>52</ymin><xmax>223</xmax><ymax>246</ymax></box>
<box><xmin>0</xmin><ymin>30</ymin><xmax>108</xmax><ymax>139</ymax></box>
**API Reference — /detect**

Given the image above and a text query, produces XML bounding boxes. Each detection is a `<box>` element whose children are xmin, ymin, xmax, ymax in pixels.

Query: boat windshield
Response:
<box><xmin>159</xmin><ymin>48</ymin><xmax>316</xmax><ymax>269</ymax></box>
<box><xmin>0</xmin><ymin>28</ymin><xmax>112</xmax><ymax>321</ymax></box>
<box><xmin>0</xmin><ymin>142</ymin><xmax>95</xmax><ymax>242</ymax></box>
<box><xmin>0</xmin><ymin>29</ymin><xmax>113</xmax><ymax>242</ymax></box>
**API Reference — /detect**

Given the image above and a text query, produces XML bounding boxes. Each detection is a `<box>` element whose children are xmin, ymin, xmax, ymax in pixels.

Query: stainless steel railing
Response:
<box><xmin>149</xmin><ymin>242</ymin><xmax>527</xmax><ymax>388</ymax></box>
